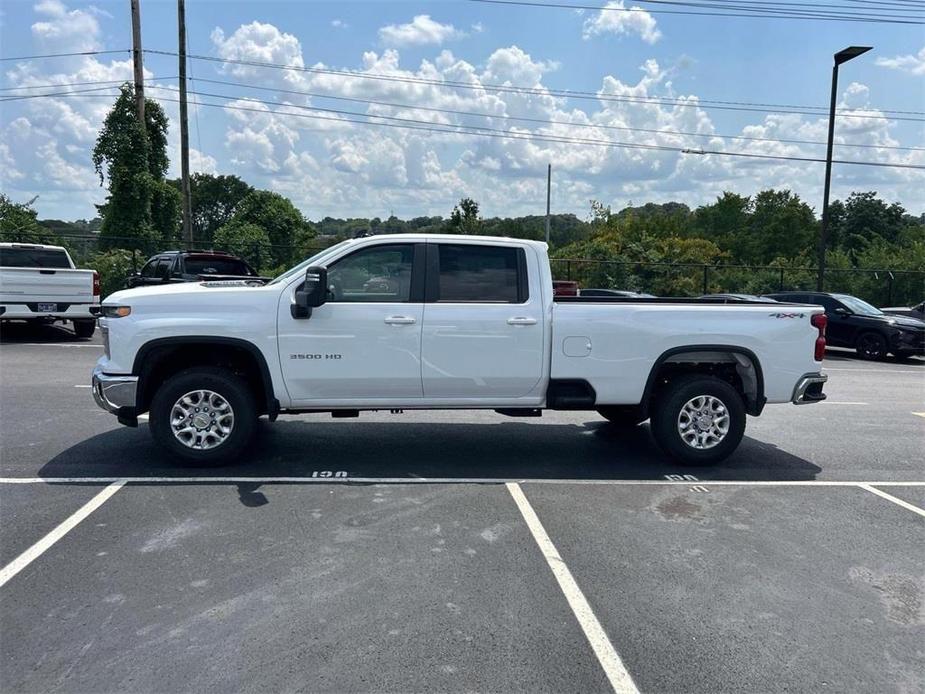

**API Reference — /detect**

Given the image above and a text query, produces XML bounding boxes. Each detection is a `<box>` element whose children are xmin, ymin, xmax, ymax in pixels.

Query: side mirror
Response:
<box><xmin>291</xmin><ymin>266</ymin><xmax>327</xmax><ymax>319</ymax></box>
<box><xmin>833</xmin><ymin>307</ymin><xmax>850</xmax><ymax>317</ymax></box>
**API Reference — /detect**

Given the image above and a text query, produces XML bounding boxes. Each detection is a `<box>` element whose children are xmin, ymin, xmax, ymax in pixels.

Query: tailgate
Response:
<box><xmin>0</xmin><ymin>267</ymin><xmax>95</xmax><ymax>302</ymax></box>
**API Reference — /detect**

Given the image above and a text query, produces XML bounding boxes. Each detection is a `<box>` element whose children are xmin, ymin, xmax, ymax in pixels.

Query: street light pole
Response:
<box><xmin>817</xmin><ymin>46</ymin><xmax>871</xmax><ymax>292</ymax></box>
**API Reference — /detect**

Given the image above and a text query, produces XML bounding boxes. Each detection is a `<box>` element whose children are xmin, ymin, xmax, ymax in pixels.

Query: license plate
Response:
<box><xmin>37</xmin><ymin>303</ymin><xmax>57</xmax><ymax>312</ymax></box>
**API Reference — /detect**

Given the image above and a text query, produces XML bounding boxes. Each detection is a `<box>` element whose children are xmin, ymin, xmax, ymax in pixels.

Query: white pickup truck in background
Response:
<box><xmin>92</xmin><ymin>234</ymin><xmax>828</xmax><ymax>466</ymax></box>
<box><xmin>1</xmin><ymin>243</ymin><xmax>100</xmax><ymax>338</ymax></box>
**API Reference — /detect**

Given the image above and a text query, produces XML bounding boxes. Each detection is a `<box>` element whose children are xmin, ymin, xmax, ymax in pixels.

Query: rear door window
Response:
<box><xmin>434</xmin><ymin>244</ymin><xmax>525</xmax><ymax>303</ymax></box>
<box><xmin>0</xmin><ymin>247</ymin><xmax>71</xmax><ymax>268</ymax></box>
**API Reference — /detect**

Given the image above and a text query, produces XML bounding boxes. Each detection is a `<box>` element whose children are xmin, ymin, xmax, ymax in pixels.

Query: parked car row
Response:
<box><xmin>3</xmin><ymin>242</ymin><xmax>922</xmax><ymax>362</ymax></box>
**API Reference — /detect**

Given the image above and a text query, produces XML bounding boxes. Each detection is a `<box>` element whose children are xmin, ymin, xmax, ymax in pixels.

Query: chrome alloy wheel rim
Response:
<box><xmin>677</xmin><ymin>395</ymin><xmax>729</xmax><ymax>450</ymax></box>
<box><xmin>170</xmin><ymin>390</ymin><xmax>234</xmax><ymax>449</ymax></box>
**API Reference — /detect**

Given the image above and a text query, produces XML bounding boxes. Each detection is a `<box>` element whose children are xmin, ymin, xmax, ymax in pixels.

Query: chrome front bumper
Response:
<box><xmin>92</xmin><ymin>365</ymin><xmax>138</xmax><ymax>414</ymax></box>
<box><xmin>792</xmin><ymin>373</ymin><xmax>828</xmax><ymax>404</ymax></box>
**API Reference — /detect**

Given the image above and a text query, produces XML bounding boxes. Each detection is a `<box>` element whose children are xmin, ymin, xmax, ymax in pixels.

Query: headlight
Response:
<box><xmin>102</xmin><ymin>305</ymin><xmax>132</xmax><ymax>318</ymax></box>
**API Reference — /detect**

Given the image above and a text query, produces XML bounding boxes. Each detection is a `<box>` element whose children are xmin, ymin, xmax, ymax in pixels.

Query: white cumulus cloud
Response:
<box><xmin>875</xmin><ymin>46</ymin><xmax>925</xmax><ymax>77</ymax></box>
<box><xmin>582</xmin><ymin>1</ymin><xmax>661</xmax><ymax>44</ymax></box>
<box><xmin>379</xmin><ymin>15</ymin><xmax>465</xmax><ymax>47</ymax></box>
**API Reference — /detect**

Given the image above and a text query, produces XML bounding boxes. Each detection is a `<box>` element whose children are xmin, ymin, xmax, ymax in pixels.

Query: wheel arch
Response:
<box><xmin>132</xmin><ymin>336</ymin><xmax>279</xmax><ymax>419</ymax></box>
<box><xmin>640</xmin><ymin>345</ymin><xmax>765</xmax><ymax>418</ymax></box>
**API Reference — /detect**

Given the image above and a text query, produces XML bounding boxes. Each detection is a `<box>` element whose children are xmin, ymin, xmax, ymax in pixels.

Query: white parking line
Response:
<box><xmin>0</xmin><ymin>481</ymin><xmax>124</xmax><ymax>589</ymax></box>
<box><xmin>73</xmin><ymin>384</ymin><xmax>91</xmax><ymax>388</ymax></box>
<box><xmin>1</xmin><ymin>477</ymin><xmax>924</xmax><ymax>486</ymax></box>
<box><xmin>913</xmin><ymin>412</ymin><xmax>925</xmax><ymax>419</ymax></box>
<box><xmin>859</xmin><ymin>484</ymin><xmax>925</xmax><ymax>519</ymax></box>
<box><xmin>823</xmin><ymin>367</ymin><xmax>922</xmax><ymax>374</ymax></box>
<box><xmin>506</xmin><ymin>482</ymin><xmax>638</xmax><ymax>694</ymax></box>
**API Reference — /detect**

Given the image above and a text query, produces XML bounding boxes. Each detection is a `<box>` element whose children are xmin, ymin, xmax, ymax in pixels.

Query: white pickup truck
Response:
<box><xmin>92</xmin><ymin>234</ymin><xmax>828</xmax><ymax>466</ymax></box>
<box><xmin>1</xmin><ymin>243</ymin><xmax>100</xmax><ymax>338</ymax></box>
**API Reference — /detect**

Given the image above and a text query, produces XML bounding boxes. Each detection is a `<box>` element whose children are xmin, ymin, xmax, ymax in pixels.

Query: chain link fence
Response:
<box><xmin>4</xmin><ymin>230</ymin><xmax>921</xmax><ymax>307</ymax></box>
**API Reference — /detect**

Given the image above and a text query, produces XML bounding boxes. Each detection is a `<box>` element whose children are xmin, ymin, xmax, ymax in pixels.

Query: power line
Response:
<box><xmin>143</xmin><ymin>87</ymin><xmax>925</xmax><ymax>170</ymax></box>
<box><xmin>6</xmin><ymin>87</ymin><xmax>921</xmax><ymax>169</ymax></box>
<box><xmin>10</xmin><ymin>80</ymin><xmax>921</xmax><ymax>154</ymax></box>
<box><xmin>0</xmin><ymin>79</ymin><xmax>126</xmax><ymax>91</ymax></box>
<box><xmin>467</xmin><ymin>0</ymin><xmax>924</xmax><ymax>23</ymax></box>
<box><xmin>0</xmin><ymin>85</ymin><xmax>124</xmax><ymax>102</ymax></box>
<box><xmin>581</xmin><ymin>0</ymin><xmax>925</xmax><ymax>19</ymax></box>
<box><xmin>144</xmin><ymin>49</ymin><xmax>925</xmax><ymax>120</ymax></box>
<box><xmin>184</xmin><ymin>75</ymin><xmax>925</xmax><ymax>152</ymax></box>
<box><xmin>0</xmin><ymin>78</ymin><xmax>176</xmax><ymax>102</ymax></box>
<box><xmin>0</xmin><ymin>49</ymin><xmax>130</xmax><ymax>62</ymax></box>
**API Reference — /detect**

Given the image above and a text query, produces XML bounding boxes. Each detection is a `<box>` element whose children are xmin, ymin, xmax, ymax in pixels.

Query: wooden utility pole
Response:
<box><xmin>178</xmin><ymin>0</ymin><xmax>193</xmax><ymax>245</ymax></box>
<box><xmin>130</xmin><ymin>0</ymin><xmax>145</xmax><ymax>123</ymax></box>
<box><xmin>544</xmin><ymin>163</ymin><xmax>551</xmax><ymax>244</ymax></box>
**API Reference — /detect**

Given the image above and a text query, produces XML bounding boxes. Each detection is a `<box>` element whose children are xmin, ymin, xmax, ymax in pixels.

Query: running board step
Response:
<box><xmin>494</xmin><ymin>408</ymin><xmax>542</xmax><ymax>417</ymax></box>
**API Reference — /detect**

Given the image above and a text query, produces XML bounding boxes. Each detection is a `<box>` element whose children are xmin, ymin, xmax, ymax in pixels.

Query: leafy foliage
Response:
<box><xmin>168</xmin><ymin>173</ymin><xmax>254</xmax><ymax>245</ymax></box>
<box><xmin>92</xmin><ymin>84</ymin><xmax>176</xmax><ymax>247</ymax></box>
<box><xmin>449</xmin><ymin>197</ymin><xmax>481</xmax><ymax>234</ymax></box>
<box><xmin>0</xmin><ymin>194</ymin><xmax>57</xmax><ymax>243</ymax></box>
<box><xmin>213</xmin><ymin>221</ymin><xmax>271</xmax><ymax>271</ymax></box>
<box><xmin>225</xmin><ymin>190</ymin><xmax>315</xmax><ymax>265</ymax></box>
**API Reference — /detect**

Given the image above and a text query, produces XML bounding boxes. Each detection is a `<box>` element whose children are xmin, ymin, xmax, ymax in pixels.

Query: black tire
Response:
<box><xmin>649</xmin><ymin>374</ymin><xmax>746</xmax><ymax>466</ymax></box>
<box><xmin>73</xmin><ymin>319</ymin><xmax>96</xmax><ymax>339</ymax></box>
<box><xmin>149</xmin><ymin>367</ymin><xmax>256</xmax><ymax>466</ymax></box>
<box><xmin>855</xmin><ymin>331</ymin><xmax>887</xmax><ymax>361</ymax></box>
<box><xmin>597</xmin><ymin>406</ymin><xmax>646</xmax><ymax>427</ymax></box>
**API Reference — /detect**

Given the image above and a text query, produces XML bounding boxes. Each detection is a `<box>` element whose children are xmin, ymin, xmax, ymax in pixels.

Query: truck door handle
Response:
<box><xmin>384</xmin><ymin>316</ymin><xmax>416</xmax><ymax>325</ymax></box>
<box><xmin>507</xmin><ymin>317</ymin><xmax>537</xmax><ymax>326</ymax></box>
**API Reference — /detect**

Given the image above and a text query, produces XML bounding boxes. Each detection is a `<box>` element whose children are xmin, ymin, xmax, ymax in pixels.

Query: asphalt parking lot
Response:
<box><xmin>1</xmin><ymin>322</ymin><xmax>923</xmax><ymax>693</ymax></box>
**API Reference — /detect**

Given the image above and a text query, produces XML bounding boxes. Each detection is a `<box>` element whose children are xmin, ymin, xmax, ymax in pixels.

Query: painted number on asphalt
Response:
<box><xmin>664</xmin><ymin>474</ymin><xmax>698</xmax><ymax>481</ymax></box>
<box><xmin>690</xmin><ymin>485</ymin><xmax>710</xmax><ymax>493</ymax></box>
<box><xmin>311</xmin><ymin>471</ymin><xmax>349</xmax><ymax>478</ymax></box>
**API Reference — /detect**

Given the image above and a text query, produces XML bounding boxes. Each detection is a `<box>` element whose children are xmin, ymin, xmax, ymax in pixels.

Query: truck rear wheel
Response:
<box><xmin>73</xmin><ymin>319</ymin><xmax>96</xmax><ymax>339</ymax></box>
<box><xmin>149</xmin><ymin>367</ymin><xmax>256</xmax><ymax>466</ymax></box>
<box><xmin>649</xmin><ymin>375</ymin><xmax>745</xmax><ymax>466</ymax></box>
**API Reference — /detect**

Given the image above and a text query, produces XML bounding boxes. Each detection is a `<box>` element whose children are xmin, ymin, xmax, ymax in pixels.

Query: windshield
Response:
<box><xmin>835</xmin><ymin>294</ymin><xmax>883</xmax><ymax>316</ymax></box>
<box><xmin>267</xmin><ymin>240</ymin><xmax>354</xmax><ymax>285</ymax></box>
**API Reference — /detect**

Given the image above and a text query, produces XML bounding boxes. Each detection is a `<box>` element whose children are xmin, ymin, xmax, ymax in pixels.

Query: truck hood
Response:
<box><xmin>104</xmin><ymin>279</ymin><xmax>270</xmax><ymax>304</ymax></box>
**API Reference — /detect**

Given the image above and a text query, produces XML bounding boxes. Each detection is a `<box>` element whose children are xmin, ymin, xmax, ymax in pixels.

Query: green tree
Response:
<box><xmin>745</xmin><ymin>190</ymin><xmax>816</xmax><ymax>264</ymax></box>
<box><xmin>449</xmin><ymin>197</ymin><xmax>481</xmax><ymax>233</ymax></box>
<box><xmin>0</xmin><ymin>194</ymin><xmax>56</xmax><ymax>243</ymax></box>
<box><xmin>214</xmin><ymin>221</ymin><xmax>271</xmax><ymax>271</ymax></box>
<box><xmin>169</xmin><ymin>173</ymin><xmax>253</xmax><ymax>245</ymax></box>
<box><xmin>92</xmin><ymin>83</ymin><xmax>178</xmax><ymax>247</ymax></box>
<box><xmin>88</xmin><ymin>249</ymin><xmax>136</xmax><ymax>298</ymax></box>
<box><xmin>226</xmin><ymin>190</ymin><xmax>313</xmax><ymax>265</ymax></box>
<box><xmin>833</xmin><ymin>191</ymin><xmax>909</xmax><ymax>258</ymax></box>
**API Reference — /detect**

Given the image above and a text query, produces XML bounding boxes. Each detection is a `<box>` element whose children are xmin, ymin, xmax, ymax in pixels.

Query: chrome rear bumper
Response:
<box><xmin>92</xmin><ymin>365</ymin><xmax>138</xmax><ymax>414</ymax></box>
<box><xmin>792</xmin><ymin>373</ymin><xmax>827</xmax><ymax>404</ymax></box>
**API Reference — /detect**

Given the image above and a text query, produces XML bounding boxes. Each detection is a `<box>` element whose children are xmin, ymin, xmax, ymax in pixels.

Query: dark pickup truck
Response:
<box><xmin>126</xmin><ymin>250</ymin><xmax>266</xmax><ymax>288</ymax></box>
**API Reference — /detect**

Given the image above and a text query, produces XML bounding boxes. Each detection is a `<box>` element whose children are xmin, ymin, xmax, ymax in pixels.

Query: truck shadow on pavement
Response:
<box><xmin>0</xmin><ymin>321</ymin><xmax>87</xmax><ymax>343</ymax></box>
<box><xmin>39</xmin><ymin>418</ymin><xmax>822</xmax><ymax>487</ymax></box>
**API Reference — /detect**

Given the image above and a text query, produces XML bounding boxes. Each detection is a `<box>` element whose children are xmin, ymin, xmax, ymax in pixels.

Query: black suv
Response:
<box><xmin>127</xmin><ymin>250</ymin><xmax>261</xmax><ymax>288</ymax></box>
<box><xmin>763</xmin><ymin>291</ymin><xmax>925</xmax><ymax>360</ymax></box>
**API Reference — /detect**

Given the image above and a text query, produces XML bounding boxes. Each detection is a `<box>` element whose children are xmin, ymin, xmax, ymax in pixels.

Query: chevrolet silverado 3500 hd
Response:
<box><xmin>92</xmin><ymin>234</ymin><xmax>828</xmax><ymax>466</ymax></box>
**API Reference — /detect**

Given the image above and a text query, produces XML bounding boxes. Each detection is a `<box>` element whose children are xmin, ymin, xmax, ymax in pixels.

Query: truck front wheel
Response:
<box><xmin>149</xmin><ymin>367</ymin><xmax>256</xmax><ymax>466</ymax></box>
<box><xmin>649</xmin><ymin>375</ymin><xmax>745</xmax><ymax>466</ymax></box>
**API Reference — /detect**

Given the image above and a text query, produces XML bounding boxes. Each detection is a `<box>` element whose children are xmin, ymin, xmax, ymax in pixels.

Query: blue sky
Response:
<box><xmin>2</xmin><ymin>0</ymin><xmax>923</xmax><ymax>222</ymax></box>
